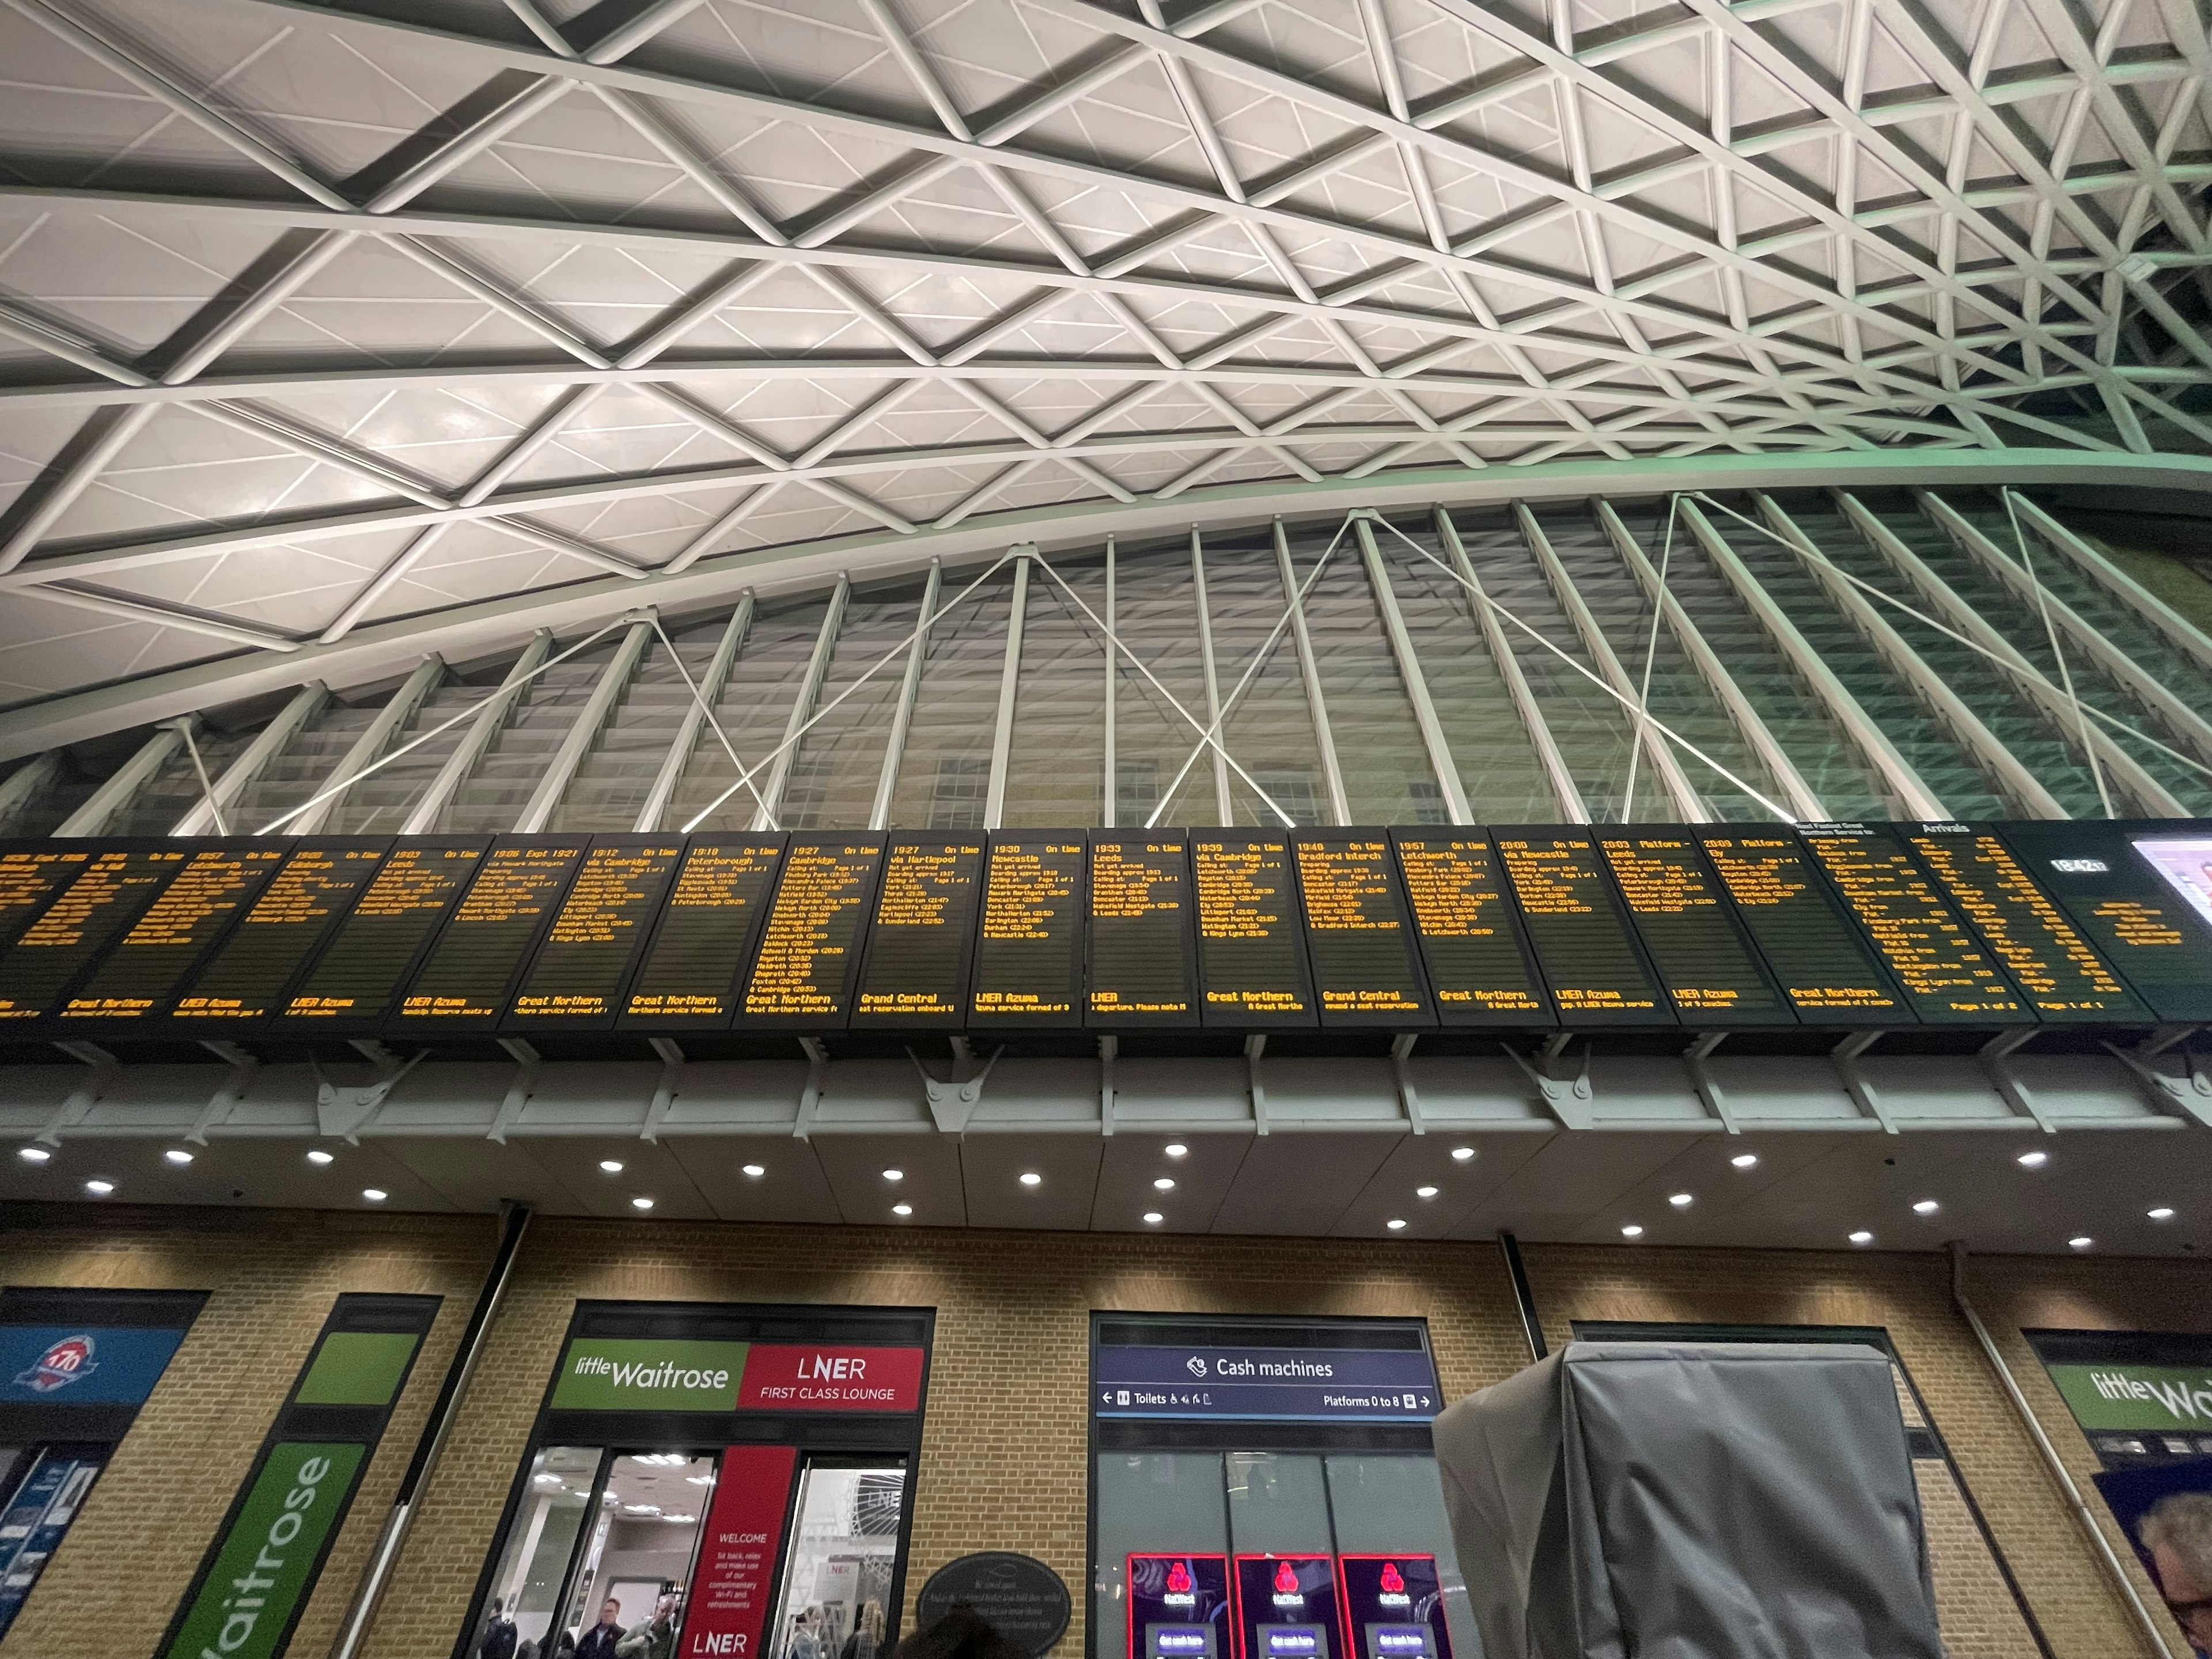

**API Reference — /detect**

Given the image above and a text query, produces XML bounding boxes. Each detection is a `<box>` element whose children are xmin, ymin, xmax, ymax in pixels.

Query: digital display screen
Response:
<box><xmin>2137</xmin><ymin>835</ymin><xmax>2212</xmax><ymax>930</ymax></box>
<box><xmin>1339</xmin><ymin>1558</ymin><xmax>1452</xmax><ymax>1659</ymax></box>
<box><xmin>622</xmin><ymin>836</ymin><xmax>785</xmax><ymax>1027</ymax></box>
<box><xmin>852</xmin><ymin>838</ymin><xmax>984</xmax><ymax>1026</ymax></box>
<box><xmin>1130</xmin><ymin>1556</ymin><xmax>1230</xmax><ymax>1659</ymax></box>
<box><xmin>1392</xmin><ymin>834</ymin><xmax>1548</xmax><ymax>1025</ymax></box>
<box><xmin>1906</xmin><ymin>825</ymin><xmax>2149</xmax><ymax>1023</ymax></box>
<box><xmin>1233</xmin><ymin>1559</ymin><xmax>1338</xmax><ymax>1659</ymax></box>
<box><xmin>1997</xmin><ymin>824</ymin><xmax>2212</xmax><ymax>1020</ymax></box>
<box><xmin>741</xmin><ymin>836</ymin><xmax>885</xmax><ymax>1026</ymax></box>
<box><xmin>506</xmin><ymin>839</ymin><xmax>684</xmax><ymax>1027</ymax></box>
<box><xmin>1150</xmin><ymin>1632</ymin><xmax>1217</xmax><ymax>1659</ymax></box>
<box><xmin>58</xmin><ymin>844</ymin><xmax>288</xmax><ymax>1024</ymax></box>
<box><xmin>1292</xmin><ymin>834</ymin><xmax>1433</xmax><ymax>1027</ymax></box>
<box><xmin>0</xmin><ymin>846</ymin><xmax>194</xmax><ymax>1022</ymax></box>
<box><xmin>0</xmin><ymin>848</ymin><xmax>92</xmax><ymax>954</ymax></box>
<box><xmin>1698</xmin><ymin>834</ymin><xmax>1910</xmax><ymax>1022</ymax></box>
<box><xmin>393</xmin><ymin>839</ymin><xmax>585</xmax><ymax>1029</ymax></box>
<box><xmin>281</xmin><ymin>840</ymin><xmax>488</xmax><ymax>1024</ymax></box>
<box><xmin>1800</xmin><ymin>825</ymin><xmax>2032</xmax><ymax>1023</ymax></box>
<box><xmin>1599</xmin><ymin>834</ymin><xmax>1790</xmax><ymax>1024</ymax></box>
<box><xmin>171</xmin><ymin>840</ymin><xmax>391</xmax><ymax>1024</ymax></box>
<box><xmin>1495</xmin><ymin>831</ymin><xmax>1668</xmax><ymax>1026</ymax></box>
<box><xmin>1089</xmin><ymin>834</ymin><xmax>1198</xmax><ymax>1027</ymax></box>
<box><xmin>970</xmin><ymin>836</ymin><xmax>1085</xmax><ymax>1026</ymax></box>
<box><xmin>1192</xmin><ymin>836</ymin><xmax>1315</xmax><ymax>1027</ymax></box>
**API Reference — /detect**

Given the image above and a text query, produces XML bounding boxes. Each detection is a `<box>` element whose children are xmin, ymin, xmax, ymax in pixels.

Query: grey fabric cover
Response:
<box><xmin>1430</xmin><ymin>1342</ymin><xmax>1943</xmax><ymax>1659</ymax></box>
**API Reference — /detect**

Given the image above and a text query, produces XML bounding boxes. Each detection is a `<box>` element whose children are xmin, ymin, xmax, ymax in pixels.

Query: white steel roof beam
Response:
<box><xmin>515</xmin><ymin>616</ymin><xmax>656</xmax><ymax>834</ymax></box>
<box><xmin>291</xmin><ymin>654</ymin><xmax>446</xmax><ymax>836</ymax></box>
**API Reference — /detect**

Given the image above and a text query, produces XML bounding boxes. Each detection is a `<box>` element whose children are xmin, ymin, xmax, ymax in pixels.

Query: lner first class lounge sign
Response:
<box><xmin>549</xmin><ymin>1337</ymin><xmax>926</xmax><ymax>1413</ymax></box>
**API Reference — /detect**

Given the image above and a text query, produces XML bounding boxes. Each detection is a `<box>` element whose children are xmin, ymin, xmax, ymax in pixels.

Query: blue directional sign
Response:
<box><xmin>1094</xmin><ymin>1342</ymin><xmax>1439</xmax><ymax>1423</ymax></box>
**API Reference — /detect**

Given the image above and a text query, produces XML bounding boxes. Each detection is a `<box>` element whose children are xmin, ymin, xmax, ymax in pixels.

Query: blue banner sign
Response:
<box><xmin>1094</xmin><ymin>1344</ymin><xmax>1438</xmax><ymax>1422</ymax></box>
<box><xmin>0</xmin><ymin>1324</ymin><xmax>188</xmax><ymax>1406</ymax></box>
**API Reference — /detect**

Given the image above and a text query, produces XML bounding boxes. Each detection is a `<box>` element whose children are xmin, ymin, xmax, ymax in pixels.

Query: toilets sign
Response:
<box><xmin>551</xmin><ymin>1339</ymin><xmax>925</xmax><ymax>1413</ymax></box>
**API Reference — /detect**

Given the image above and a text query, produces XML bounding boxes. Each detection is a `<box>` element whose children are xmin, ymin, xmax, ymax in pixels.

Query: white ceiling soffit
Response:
<box><xmin>1</xmin><ymin>0</ymin><xmax>2209</xmax><ymax>721</ymax></box>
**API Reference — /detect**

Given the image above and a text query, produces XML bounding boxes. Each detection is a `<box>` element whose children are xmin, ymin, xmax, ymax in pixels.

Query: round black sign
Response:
<box><xmin>915</xmin><ymin>1552</ymin><xmax>1072</xmax><ymax>1658</ymax></box>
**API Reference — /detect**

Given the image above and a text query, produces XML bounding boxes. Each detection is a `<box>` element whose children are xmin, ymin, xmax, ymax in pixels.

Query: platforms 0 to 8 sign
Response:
<box><xmin>1094</xmin><ymin>1346</ymin><xmax>1439</xmax><ymax>1423</ymax></box>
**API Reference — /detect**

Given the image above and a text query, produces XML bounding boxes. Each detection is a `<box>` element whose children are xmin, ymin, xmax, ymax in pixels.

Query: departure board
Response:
<box><xmin>1599</xmin><ymin>833</ymin><xmax>1791</xmax><ymax>1025</ymax></box>
<box><xmin>393</xmin><ymin>838</ymin><xmax>585</xmax><ymax>1029</ymax></box>
<box><xmin>1997</xmin><ymin>822</ymin><xmax>2212</xmax><ymax>1021</ymax></box>
<box><xmin>1906</xmin><ymin>824</ymin><xmax>2149</xmax><ymax>1023</ymax></box>
<box><xmin>741</xmin><ymin>835</ymin><xmax>885</xmax><ymax>1027</ymax></box>
<box><xmin>281</xmin><ymin>840</ymin><xmax>488</xmax><ymax>1025</ymax></box>
<box><xmin>969</xmin><ymin>835</ymin><xmax>1086</xmax><ymax>1027</ymax></box>
<box><xmin>0</xmin><ymin>847</ymin><xmax>92</xmax><ymax>955</ymax></box>
<box><xmin>1291</xmin><ymin>833</ymin><xmax>1434</xmax><ymax>1027</ymax></box>
<box><xmin>58</xmin><ymin>843</ymin><xmax>289</xmax><ymax>1025</ymax></box>
<box><xmin>1495</xmin><ymin>831</ymin><xmax>1670</xmax><ymax>1027</ymax></box>
<box><xmin>1391</xmin><ymin>833</ymin><xmax>1548</xmax><ymax>1025</ymax></box>
<box><xmin>1191</xmin><ymin>836</ymin><xmax>1316</xmax><ymax>1027</ymax></box>
<box><xmin>0</xmin><ymin>845</ymin><xmax>194</xmax><ymax>1023</ymax></box>
<box><xmin>1088</xmin><ymin>834</ymin><xmax>1199</xmax><ymax>1027</ymax></box>
<box><xmin>852</xmin><ymin>838</ymin><xmax>983</xmax><ymax>1028</ymax></box>
<box><xmin>621</xmin><ymin>837</ymin><xmax>785</xmax><ymax>1027</ymax></box>
<box><xmin>1698</xmin><ymin>833</ymin><xmax>1910</xmax><ymax>1024</ymax></box>
<box><xmin>1799</xmin><ymin>825</ymin><xmax>2032</xmax><ymax>1024</ymax></box>
<box><xmin>171</xmin><ymin>840</ymin><xmax>392</xmax><ymax>1026</ymax></box>
<box><xmin>506</xmin><ymin>838</ymin><xmax>684</xmax><ymax>1029</ymax></box>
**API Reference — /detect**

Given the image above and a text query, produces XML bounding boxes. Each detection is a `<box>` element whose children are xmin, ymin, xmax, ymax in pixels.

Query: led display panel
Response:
<box><xmin>278</xmin><ymin>839</ymin><xmax>490</xmax><ymax>1029</ymax></box>
<box><xmin>1088</xmin><ymin>832</ymin><xmax>1199</xmax><ymax>1028</ymax></box>
<box><xmin>1291</xmin><ymin>833</ymin><xmax>1434</xmax><ymax>1028</ymax></box>
<box><xmin>168</xmin><ymin>841</ymin><xmax>392</xmax><ymax>1028</ymax></box>
<box><xmin>56</xmin><ymin>843</ymin><xmax>290</xmax><ymax>1028</ymax></box>
<box><xmin>0</xmin><ymin>845</ymin><xmax>199</xmax><ymax>1025</ymax></box>
<box><xmin>0</xmin><ymin>847</ymin><xmax>92</xmax><ymax>955</ymax></box>
<box><xmin>1191</xmin><ymin>835</ymin><xmax>1316</xmax><ymax>1028</ymax></box>
<box><xmin>1232</xmin><ymin>1558</ymin><xmax>1342</xmax><ymax>1659</ymax></box>
<box><xmin>851</xmin><ymin>837</ymin><xmax>984</xmax><ymax>1028</ymax></box>
<box><xmin>1390</xmin><ymin>833</ymin><xmax>1550</xmax><ymax>1027</ymax></box>
<box><xmin>969</xmin><ymin>835</ymin><xmax>1085</xmax><ymax>1028</ymax></box>
<box><xmin>505</xmin><ymin>838</ymin><xmax>684</xmax><ymax>1029</ymax></box>
<box><xmin>1997</xmin><ymin>822</ymin><xmax>2212</xmax><ymax>1021</ymax></box>
<box><xmin>1597</xmin><ymin>832</ymin><xmax>1791</xmax><ymax>1025</ymax></box>
<box><xmin>1697</xmin><ymin>832</ymin><xmax>1912</xmax><ymax>1024</ymax></box>
<box><xmin>1904</xmin><ymin>824</ymin><xmax>2150</xmax><ymax>1023</ymax></box>
<box><xmin>1338</xmin><ymin>1557</ymin><xmax>1453</xmax><ymax>1659</ymax></box>
<box><xmin>740</xmin><ymin>835</ymin><xmax>885</xmax><ymax>1028</ymax></box>
<box><xmin>391</xmin><ymin>838</ymin><xmax>586</xmax><ymax>1032</ymax></box>
<box><xmin>1798</xmin><ymin>824</ymin><xmax>2033</xmax><ymax>1024</ymax></box>
<box><xmin>1493</xmin><ymin>830</ymin><xmax>1670</xmax><ymax>1027</ymax></box>
<box><xmin>1128</xmin><ymin>1556</ymin><xmax>1230</xmax><ymax>1659</ymax></box>
<box><xmin>620</xmin><ymin>836</ymin><xmax>785</xmax><ymax>1028</ymax></box>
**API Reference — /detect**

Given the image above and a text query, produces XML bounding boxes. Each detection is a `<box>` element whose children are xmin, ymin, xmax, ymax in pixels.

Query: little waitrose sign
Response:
<box><xmin>2046</xmin><ymin>1362</ymin><xmax>2212</xmax><ymax>1431</ymax></box>
<box><xmin>551</xmin><ymin>1339</ymin><xmax>923</xmax><ymax>1413</ymax></box>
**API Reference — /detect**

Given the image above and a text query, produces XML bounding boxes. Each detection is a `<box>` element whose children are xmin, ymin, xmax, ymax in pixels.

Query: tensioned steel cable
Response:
<box><xmin>171</xmin><ymin>719</ymin><xmax>229</xmax><ymax>838</ymax></box>
<box><xmin>2003</xmin><ymin>487</ymin><xmax>2116</xmax><ymax>818</ymax></box>
<box><xmin>1619</xmin><ymin>493</ymin><xmax>1683</xmax><ymax>821</ymax></box>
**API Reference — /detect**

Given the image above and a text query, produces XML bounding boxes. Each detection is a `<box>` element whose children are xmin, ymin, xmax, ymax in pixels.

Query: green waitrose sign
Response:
<box><xmin>549</xmin><ymin>1338</ymin><xmax>748</xmax><ymax>1410</ymax></box>
<box><xmin>164</xmin><ymin>1442</ymin><xmax>366</xmax><ymax>1659</ymax></box>
<box><xmin>2045</xmin><ymin>1362</ymin><xmax>2212</xmax><ymax>1431</ymax></box>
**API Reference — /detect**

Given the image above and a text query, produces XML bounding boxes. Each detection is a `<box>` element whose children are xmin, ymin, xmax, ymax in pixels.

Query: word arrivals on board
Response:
<box><xmin>0</xmin><ymin>821</ymin><xmax>2206</xmax><ymax>1040</ymax></box>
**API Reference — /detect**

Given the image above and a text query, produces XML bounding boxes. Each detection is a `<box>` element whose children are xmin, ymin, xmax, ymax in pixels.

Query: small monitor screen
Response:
<box><xmin>2135</xmin><ymin>836</ymin><xmax>2212</xmax><ymax>931</ymax></box>
<box><xmin>1366</xmin><ymin>1628</ymin><xmax>1431</xmax><ymax>1659</ymax></box>
<box><xmin>1264</xmin><ymin>1634</ymin><xmax>1322</xmax><ymax>1658</ymax></box>
<box><xmin>1149</xmin><ymin>1632</ymin><xmax>1215</xmax><ymax>1659</ymax></box>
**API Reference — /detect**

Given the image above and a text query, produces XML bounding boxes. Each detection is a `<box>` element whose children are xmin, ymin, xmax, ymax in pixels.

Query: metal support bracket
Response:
<box><xmin>1832</xmin><ymin>1032</ymin><xmax>1899</xmax><ymax>1133</ymax></box>
<box><xmin>2102</xmin><ymin>1039</ymin><xmax>2212</xmax><ymax>1127</ymax></box>
<box><xmin>795</xmin><ymin>1036</ymin><xmax>830</xmax><ymax>1138</ymax></box>
<box><xmin>1099</xmin><ymin>1035</ymin><xmax>1117</xmax><ymax>1135</ymax></box>
<box><xmin>39</xmin><ymin>1041</ymin><xmax>118</xmax><ymax>1145</ymax></box>
<box><xmin>641</xmin><ymin>1037</ymin><xmax>684</xmax><ymax>1141</ymax></box>
<box><xmin>1391</xmin><ymin>1033</ymin><xmax>1425</xmax><ymax>1134</ymax></box>
<box><xmin>1506</xmin><ymin>1041</ymin><xmax>1593</xmax><ymax>1130</ymax></box>
<box><xmin>1247</xmin><ymin>1034</ymin><xmax>1269</xmax><ymax>1134</ymax></box>
<box><xmin>186</xmin><ymin>1042</ymin><xmax>259</xmax><ymax>1145</ymax></box>
<box><xmin>317</xmin><ymin>1047</ymin><xmax>427</xmax><ymax>1143</ymax></box>
<box><xmin>1980</xmin><ymin>1028</ymin><xmax>2056</xmax><ymax>1132</ymax></box>
<box><xmin>485</xmin><ymin>1039</ymin><xmax>540</xmax><ymax>1145</ymax></box>
<box><xmin>910</xmin><ymin>1036</ymin><xmax>1002</xmax><ymax>1134</ymax></box>
<box><xmin>1683</xmin><ymin>1032</ymin><xmax>1738</xmax><ymax>1132</ymax></box>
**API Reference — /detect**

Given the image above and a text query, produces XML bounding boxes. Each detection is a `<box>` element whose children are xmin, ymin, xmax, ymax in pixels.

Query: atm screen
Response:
<box><xmin>1234</xmin><ymin>1556</ymin><xmax>1339</xmax><ymax>1659</ymax></box>
<box><xmin>1260</xmin><ymin>1630</ymin><xmax>1327</xmax><ymax>1659</ymax></box>
<box><xmin>1364</xmin><ymin>1628</ymin><xmax>1431</xmax><ymax>1659</ymax></box>
<box><xmin>1148</xmin><ymin>1630</ymin><xmax>1217</xmax><ymax>1659</ymax></box>
<box><xmin>1128</xmin><ymin>1555</ymin><xmax>1229</xmax><ymax>1659</ymax></box>
<box><xmin>1338</xmin><ymin>1557</ymin><xmax>1452</xmax><ymax>1659</ymax></box>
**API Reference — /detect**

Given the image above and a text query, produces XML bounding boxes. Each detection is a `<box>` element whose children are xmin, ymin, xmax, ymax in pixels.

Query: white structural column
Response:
<box><xmin>1271</xmin><ymin>519</ymin><xmax>1349</xmax><ymax>825</ymax></box>
<box><xmin>517</xmin><ymin>615</ymin><xmax>656</xmax><ymax>832</ymax></box>
<box><xmin>400</xmin><ymin>630</ymin><xmax>554</xmax><ymax>834</ymax></box>
<box><xmin>1833</xmin><ymin>493</ymin><xmax>2180</xmax><ymax>816</ymax></box>
<box><xmin>1513</xmin><ymin>502</ymin><xmax>1706</xmax><ymax>821</ymax></box>
<box><xmin>1751</xmin><ymin>494</ymin><xmax>2068</xmax><ymax>820</ymax></box>
<box><xmin>1433</xmin><ymin>505</ymin><xmax>1585</xmax><ymax>823</ymax></box>
<box><xmin>2006</xmin><ymin>494</ymin><xmax>2212</xmax><ymax>681</ymax></box>
<box><xmin>0</xmin><ymin>755</ymin><xmax>59</xmax><ymax>834</ymax></box>
<box><xmin>638</xmin><ymin>596</ymin><xmax>752</xmax><ymax>833</ymax></box>
<box><xmin>1354</xmin><ymin>515</ymin><xmax>1472</xmax><ymax>825</ymax></box>
<box><xmin>171</xmin><ymin>680</ymin><xmax>328</xmax><ymax>834</ymax></box>
<box><xmin>292</xmin><ymin>654</ymin><xmax>445</xmax><ymax>835</ymax></box>
<box><xmin>1912</xmin><ymin>493</ymin><xmax>2212</xmax><ymax>767</ymax></box>
<box><xmin>983</xmin><ymin>552</ymin><xmax>1031</xmax><ymax>832</ymax></box>
<box><xmin>753</xmin><ymin>578</ymin><xmax>850</xmax><ymax>832</ymax></box>
<box><xmin>1189</xmin><ymin>530</ymin><xmax>1233</xmax><ymax>825</ymax></box>
<box><xmin>1592</xmin><ymin>500</ymin><xmax>1825</xmax><ymax>821</ymax></box>
<box><xmin>55</xmin><ymin>720</ymin><xmax>191</xmax><ymax>835</ymax></box>
<box><xmin>1680</xmin><ymin>498</ymin><xmax>1949</xmax><ymax>820</ymax></box>
<box><xmin>871</xmin><ymin>564</ymin><xmax>938</xmax><ymax>832</ymax></box>
<box><xmin>1101</xmin><ymin>540</ymin><xmax>1118</xmax><ymax>828</ymax></box>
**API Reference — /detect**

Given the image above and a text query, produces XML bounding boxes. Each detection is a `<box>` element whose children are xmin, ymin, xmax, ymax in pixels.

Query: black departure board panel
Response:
<box><xmin>1495</xmin><ymin>830</ymin><xmax>1670</xmax><ymax>1027</ymax></box>
<box><xmin>1699</xmin><ymin>832</ymin><xmax>1910</xmax><ymax>1024</ymax></box>
<box><xmin>0</xmin><ymin>845</ymin><xmax>194</xmax><ymax>1023</ymax></box>
<box><xmin>1191</xmin><ymin>835</ymin><xmax>1316</xmax><ymax>1027</ymax></box>
<box><xmin>506</xmin><ymin>839</ymin><xmax>684</xmax><ymax>1029</ymax></box>
<box><xmin>741</xmin><ymin>836</ymin><xmax>884</xmax><ymax>1027</ymax></box>
<box><xmin>1906</xmin><ymin>824</ymin><xmax>2149</xmax><ymax>1024</ymax></box>
<box><xmin>171</xmin><ymin>840</ymin><xmax>392</xmax><ymax>1027</ymax></box>
<box><xmin>1798</xmin><ymin>824</ymin><xmax>2032</xmax><ymax>1024</ymax></box>
<box><xmin>0</xmin><ymin>847</ymin><xmax>92</xmax><ymax>955</ymax></box>
<box><xmin>1599</xmin><ymin>833</ymin><xmax>1791</xmax><ymax>1025</ymax></box>
<box><xmin>622</xmin><ymin>836</ymin><xmax>785</xmax><ymax>1028</ymax></box>
<box><xmin>394</xmin><ymin>838</ymin><xmax>584</xmax><ymax>1031</ymax></box>
<box><xmin>281</xmin><ymin>840</ymin><xmax>488</xmax><ymax>1027</ymax></box>
<box><xmin>853</xmin><ymin>838</ymin><xmax>983</xmax><ymax>1028</ymax></box>
<box><xmin>58</xmin><ymin>843</ymin><xmax>289</xmax><ymax>1027</ymax></box>
<box><xmin>1392</xmin><ymin>833</ymin><xmax>1547</xmax><ymax>1025</ymax></box>
<box><xmin>1292</xmin><ymin>833</ymin><xmax>1434</xmax><ymax>1028</ymax></box>
<box><xmin>969</xmin><ymin>835</ymin><xmax>1085</xmax><ymax>1027</ymax></box>
<box><xmin>1088</xmin><ymin>833</ymin><xmax>1198</xmax><ymax>1028</ymax></box>
<box><xmin>1998</xmin><ymin>823</ymin><xmax>2212</xmax><ymax>1021</ymax></box>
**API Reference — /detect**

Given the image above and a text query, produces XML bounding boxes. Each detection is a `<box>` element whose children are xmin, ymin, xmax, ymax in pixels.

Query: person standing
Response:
<box><xmin>577</xmin><ymin>1599</ymin><xmax>626</xmax><ymax>1659</ymax></box>
<box><xmin>617</xmin><ymin>1593</ymin><xmax>683</xmax><ymax>1659</ymax></box>
<box><xmin>479</xmin><ymin>1599</ymin><xmax>520</xmax><ymax>1659</ymax></box>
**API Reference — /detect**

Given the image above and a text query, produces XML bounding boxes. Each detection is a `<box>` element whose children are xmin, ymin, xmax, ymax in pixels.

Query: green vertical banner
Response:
<box><xmin>156</xmin><ymin>1294</ymin><xmax>441</xmax><ymax>1659</ymax></box>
